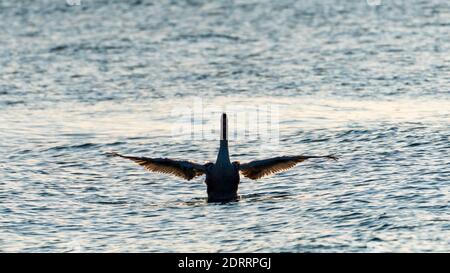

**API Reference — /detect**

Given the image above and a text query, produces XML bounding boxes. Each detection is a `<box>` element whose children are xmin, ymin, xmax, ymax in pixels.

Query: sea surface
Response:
<box><xmin>0</xmin><ymin>0</ymin><xmax>449</xmax><ymax>252</ymax></box>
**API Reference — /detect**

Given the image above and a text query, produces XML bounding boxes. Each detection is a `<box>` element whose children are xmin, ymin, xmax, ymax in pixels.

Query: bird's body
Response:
<box><xmin>109</xmin><ymin>113</ymin><xmax>337</xmax><ymax>202</ymax></box>
<box><xmin>204</xmin><ymin>140</ymin><xmax>240</xmax><ymax>201</ymax></box>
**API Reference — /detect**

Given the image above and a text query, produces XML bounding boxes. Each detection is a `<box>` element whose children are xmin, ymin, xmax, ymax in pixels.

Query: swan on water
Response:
<box><xmin>109</xmin><ymin>113</ymin><xmax>337</xmax><ymax>202</ymax></box>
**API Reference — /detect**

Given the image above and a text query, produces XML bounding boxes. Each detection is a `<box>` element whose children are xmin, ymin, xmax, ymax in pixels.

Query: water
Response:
<box><xmin>1</xmin><ymin>0</ymin><xmax>449</xmax><ymax>252</ymax></box>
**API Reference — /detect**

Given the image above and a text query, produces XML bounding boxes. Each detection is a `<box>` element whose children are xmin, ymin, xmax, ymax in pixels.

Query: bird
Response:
<box><xmin>108</xmin><ymin>113</ymin><xmax>337</xmax><ymax>202</ymax></box>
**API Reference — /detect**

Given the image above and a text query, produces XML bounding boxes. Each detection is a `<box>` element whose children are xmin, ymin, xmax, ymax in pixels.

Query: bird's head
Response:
<box><xmin>221</xmin><ymin>112</ymin><xmax>228</xmax><ymax>141</ymax></box>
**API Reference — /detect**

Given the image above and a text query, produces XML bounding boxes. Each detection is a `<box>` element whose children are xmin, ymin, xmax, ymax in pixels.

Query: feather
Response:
<box><xmin>239</xmin><ymin>155</ymin><xmax>337</xmax><ymax>180</ymax></box>
<box><xmin>108</xmin><ymin>152</ymin><xmax>206</xmax><ymax>180</ymax></box>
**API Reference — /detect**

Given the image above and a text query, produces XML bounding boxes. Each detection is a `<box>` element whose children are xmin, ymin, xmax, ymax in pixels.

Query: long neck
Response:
<box><xmin>216</xmin><ymin>113</ymin><xmax>230</xmax><ymax>164</ymax></box>
<box><xmin>216</xmin><ymin>140</ymin><xmax>230</xmax><ymax>164</ymax></box>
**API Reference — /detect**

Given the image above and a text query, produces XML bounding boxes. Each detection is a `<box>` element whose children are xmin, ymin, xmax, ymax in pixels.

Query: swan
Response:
<box><xmin>109</xmin><ymin>113</ymin><xmax>337</xmax><ymax>202</ymax></box>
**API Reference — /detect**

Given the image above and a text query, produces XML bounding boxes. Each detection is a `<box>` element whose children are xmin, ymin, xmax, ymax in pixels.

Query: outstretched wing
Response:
<box><xmin>239</xmin><ymin>155</ymin><xmax>337</xmax><ymax>180</ymax></box>
<box><xmin>108</xmin><ymin>152</ymin><xmax>206</xmax><ymax>180</ymax></box>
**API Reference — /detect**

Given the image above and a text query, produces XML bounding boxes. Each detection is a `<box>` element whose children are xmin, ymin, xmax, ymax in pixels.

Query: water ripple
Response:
<box><xmin>0</xmin><ymin>0</ymin><xmax>449</xmax><ymax>252</ymax></box>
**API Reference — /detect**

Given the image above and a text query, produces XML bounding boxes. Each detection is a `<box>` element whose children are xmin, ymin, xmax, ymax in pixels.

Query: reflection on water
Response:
<box><xmin>1</xmin><ymin>0</ymin><xmax>449</xmax><ymax>252</ymax></box>
<box><xmin>174</xmin><ymin>192</ymin><xmax>294</xmax><ymax>207</ymax></box>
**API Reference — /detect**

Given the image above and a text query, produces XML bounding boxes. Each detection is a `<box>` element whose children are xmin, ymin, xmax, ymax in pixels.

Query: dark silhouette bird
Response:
<box><xmin>109</xmin><ymin>113</ymin><xmax>337</xmax><ymax>202</ymax></box>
